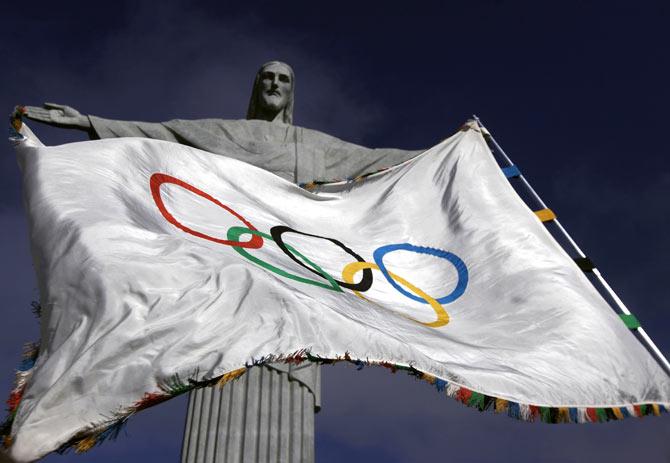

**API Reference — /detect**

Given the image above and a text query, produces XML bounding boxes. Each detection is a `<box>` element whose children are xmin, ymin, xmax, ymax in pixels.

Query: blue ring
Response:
<box><xmin>373</xmin><ymin>243</ymin><xmax>468</xmax><ymax>304</ymax></box>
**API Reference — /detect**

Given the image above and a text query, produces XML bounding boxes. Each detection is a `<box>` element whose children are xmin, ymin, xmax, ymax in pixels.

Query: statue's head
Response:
<box><xmin>246</xmin><ymin>61</ymin><xmax>295</xmax><ymax>124</ymax></box>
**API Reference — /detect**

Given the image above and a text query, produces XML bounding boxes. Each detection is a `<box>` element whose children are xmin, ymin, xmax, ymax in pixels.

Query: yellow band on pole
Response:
<box><xmin>534</xmin><ymin>208</ymin><xmax>556</xmax><ymax>222</ymax></box>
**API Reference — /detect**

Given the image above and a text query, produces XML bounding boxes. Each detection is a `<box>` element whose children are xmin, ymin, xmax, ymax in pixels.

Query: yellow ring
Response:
<box><xmin>342</xmin><ymin>261</ymin><xmax>450</xmax><ymax>328</ymax></box>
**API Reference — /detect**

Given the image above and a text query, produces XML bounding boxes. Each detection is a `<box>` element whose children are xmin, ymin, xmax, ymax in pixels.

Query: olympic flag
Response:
<box><xmin>3</xmin><ymin>123</ymin><xmax>669</xmax><ymax>462</ymax></box>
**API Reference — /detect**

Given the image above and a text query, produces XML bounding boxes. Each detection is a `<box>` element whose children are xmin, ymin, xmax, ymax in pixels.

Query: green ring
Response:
<box><xmin>228</xmin><ymin>226</ymin><xmax>342</xmax><ymax>292</ymax></box>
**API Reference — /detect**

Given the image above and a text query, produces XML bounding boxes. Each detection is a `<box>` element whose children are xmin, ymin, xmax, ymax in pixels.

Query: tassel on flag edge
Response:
<box><xmin>2</xmin><ymin>336</ymin><xmax>669</xmax><ymax>456</ymax></box>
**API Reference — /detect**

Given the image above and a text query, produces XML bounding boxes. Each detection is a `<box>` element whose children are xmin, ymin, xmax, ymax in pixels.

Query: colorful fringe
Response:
<box><xmin>4</xmin><ymin>347</ymin><xmax>669</xmax><ymax>455</ymax></box>
<box><xmin>3</xmin><ymin>321</ymin><xmax>669</xmax><ymax>455</ymax></box>
<box><xmin>1</xmin><ymin>342</ymin><xmax>39</xmax><ymax>450</ymax></box>
<box><xmin>324</xmin><ymin>354</ymin><xmax>668</xmax><ymax>424</ymax></box>
<box><xmin>1</xmin><ymin>301</ymin><xmax>42</xmax><ymax>451</ymax></box>
<box><xmin>9</xmin><ymin>106</ymin><xmax>26</xmax><ymax>139</ymax></box>
<box><xmin>300</xmin><ymin>165</ymin><xmax>396</xmax><ymax>191</ymax></box>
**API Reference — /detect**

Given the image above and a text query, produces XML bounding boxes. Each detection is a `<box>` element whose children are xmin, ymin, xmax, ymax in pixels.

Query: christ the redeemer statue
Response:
<box><xmin>24</xmin><ymin>61</ymin><xmax>423</xmax><ymax>462</ymax></box>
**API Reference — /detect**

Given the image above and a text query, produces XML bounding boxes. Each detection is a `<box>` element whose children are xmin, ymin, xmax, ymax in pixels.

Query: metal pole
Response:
<box><xmin>472</xmin><ymin>115</ymin><xmax>670</xmax><ymax>375</ymax></box>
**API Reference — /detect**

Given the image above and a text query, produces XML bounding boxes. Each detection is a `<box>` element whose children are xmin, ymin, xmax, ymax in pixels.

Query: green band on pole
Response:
<box><xmin>619</xmin><ymin>314</ymin><xmax>641</xmax><ymax>329</ymax></box>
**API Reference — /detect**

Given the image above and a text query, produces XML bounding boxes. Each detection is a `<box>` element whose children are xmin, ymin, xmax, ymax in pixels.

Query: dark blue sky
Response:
<box><xmin>1</xmin><ymin>1</ymin><xmax>669</xmax><ymax>461</ymax></box>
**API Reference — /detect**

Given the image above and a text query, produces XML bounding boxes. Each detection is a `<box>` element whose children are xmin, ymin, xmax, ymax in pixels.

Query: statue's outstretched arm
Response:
<box><xmin>23</xmin><ymin>103</ymin><xmax>91</xmax><ymax>130</ymax></box>
<box><xmin>323</xmin><ymin>136</ymin><xmax>424</xmax><ymax>181</ymax></box>
<box><xmin>21</xmin><ymin>103</ymin><xmax>179</xmax><ymax>142</ymax></box>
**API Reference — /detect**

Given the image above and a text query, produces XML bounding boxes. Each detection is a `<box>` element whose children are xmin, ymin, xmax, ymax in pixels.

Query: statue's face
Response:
<box><xmin>258</xmin><ymin>63</ymin><xmax>293</xmax><ymax>112</ymax></box>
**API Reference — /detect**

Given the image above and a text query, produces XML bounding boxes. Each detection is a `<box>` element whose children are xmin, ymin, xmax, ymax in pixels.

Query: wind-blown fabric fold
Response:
<box><xmin>4</xmin><ymin>124</ymin><xmax>669</xmax><ymax>461</ymax></box>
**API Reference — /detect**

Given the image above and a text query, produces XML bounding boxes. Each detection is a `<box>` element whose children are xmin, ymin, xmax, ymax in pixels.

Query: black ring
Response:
<box><xmin>270</xmin><ymin>225</ymin><xmax>373</xmax><ymax>292</ymax></box>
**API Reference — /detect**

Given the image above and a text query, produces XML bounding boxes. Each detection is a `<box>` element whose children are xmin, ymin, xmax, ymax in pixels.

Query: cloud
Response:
<box><xmin>1</xmin><ymin>2</ymin><xmax>386</xmax><ymax>212</ymax></box>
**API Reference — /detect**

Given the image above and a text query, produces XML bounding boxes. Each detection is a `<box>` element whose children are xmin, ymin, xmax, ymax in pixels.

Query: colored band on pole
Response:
<box><xmin>619</xmin><ymin>314</ymin><xmax>641</xmax><ymax>329</ymax></box>
<box><xmin>574</xmin><ymin>257</ymin><xmax>595</xmax><ymax>272</ymax></box>
<box><xmin>475</xmin><ymin>115</ymin><xmax>670</xmax><ymax>377</ymax></box>
<box><xmin>534</xmin><ymin>208</ymin><xmax>556</xmax><ymax>222</ymax></box>
<box><xmin>502</xmin><ymin>165</ymin><xmax>521</xmax><ymax>178</ymax></box>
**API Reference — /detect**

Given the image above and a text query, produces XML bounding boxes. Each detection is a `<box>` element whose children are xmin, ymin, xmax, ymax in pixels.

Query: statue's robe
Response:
<box><xmin>89</xmin><ymin>116</ymin><xmax>424</xmax><ymax>184</ymax></box>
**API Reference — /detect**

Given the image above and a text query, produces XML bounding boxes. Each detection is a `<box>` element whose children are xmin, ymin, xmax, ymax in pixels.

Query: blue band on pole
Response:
<box><xmin>502</xmin><ymin>165</ymin><xmax>521</xmax><ymax>178</ymax></box>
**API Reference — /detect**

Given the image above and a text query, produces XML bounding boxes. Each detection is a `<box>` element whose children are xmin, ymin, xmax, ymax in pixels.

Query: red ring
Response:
<box><xmin>150</xmin><ymin>173</ymin><xmax>263</xmax><ymax>249</ymax></box>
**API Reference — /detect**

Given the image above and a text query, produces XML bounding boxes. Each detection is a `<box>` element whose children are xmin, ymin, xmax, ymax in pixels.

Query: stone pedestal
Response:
<box><xmin>181</xmin><ymin>363</ymin><xmax>320</xmax><ymax>463</ymax></box>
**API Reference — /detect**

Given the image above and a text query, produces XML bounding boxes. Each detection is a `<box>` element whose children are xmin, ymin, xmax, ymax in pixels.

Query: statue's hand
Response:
<box><xmin>23</xmin><ymin>103</ymin><xmax>91</xmax><ymax>130</ymax></box>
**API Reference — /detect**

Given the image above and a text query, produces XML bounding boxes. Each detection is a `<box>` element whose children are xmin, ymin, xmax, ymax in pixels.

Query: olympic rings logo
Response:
<box><xmin>150</xmin><ymin>173</ymin><xmax>469</xmax><ymax>328</ymax></box>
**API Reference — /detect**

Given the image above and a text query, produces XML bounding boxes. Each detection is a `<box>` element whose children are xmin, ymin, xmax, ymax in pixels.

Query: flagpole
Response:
<box><xmin>472</xmin><ymin>115</ymin><xmax>670</xmax><ymax>376</ymax></box>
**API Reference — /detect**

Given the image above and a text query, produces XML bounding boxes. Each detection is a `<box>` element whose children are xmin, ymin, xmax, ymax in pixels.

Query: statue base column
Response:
<box><xmin>181</xmin><ymin>363</ymin><xmax>320</xmax><ymax>463</ymax></box>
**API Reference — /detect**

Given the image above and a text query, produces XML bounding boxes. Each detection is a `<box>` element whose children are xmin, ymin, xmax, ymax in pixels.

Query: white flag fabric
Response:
<box><xmin>4</xmin><ymin>123</ymin><xmax>669</xmax><ymax>461</ymax></box>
